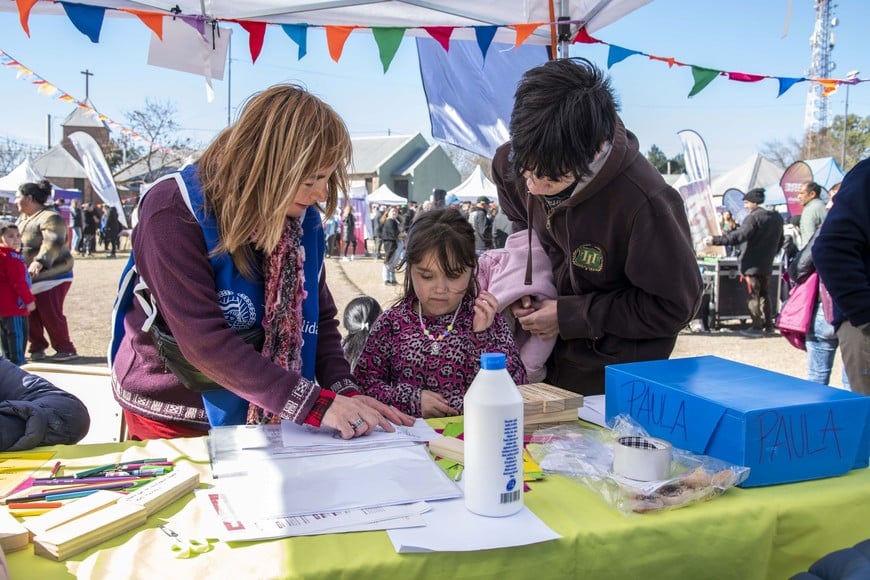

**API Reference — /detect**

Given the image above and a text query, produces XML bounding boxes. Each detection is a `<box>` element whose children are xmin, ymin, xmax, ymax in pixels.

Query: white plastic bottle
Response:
<box><xmin>463</xmin><ymin>352</ymin><xmax>524</xmax><ymax>517</ymax></box>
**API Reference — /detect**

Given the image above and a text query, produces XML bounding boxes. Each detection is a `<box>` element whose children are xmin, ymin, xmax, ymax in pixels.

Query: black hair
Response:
<box><xmin>399</xmin><ymin>207</ymin><xmax>479</xmax><ymax>303</ymax></box>
<box><xmin>805</xmin><ymin>181</ymin><xmax>822</xmax><ymax>197</ymax></box>
<box><xmin>510</xmin><ymin>57</ymin><xmax>619</xmax><ymax>184</ymax></box>
<box><xmin>18</xmin><ymin>180</ymin><xmax>53</xmax><ymax>205</ymax></box>
<box><xmin>341</xmin><ymin>295</ymin><xmax>383</xmax><ymax>372</ymax></box>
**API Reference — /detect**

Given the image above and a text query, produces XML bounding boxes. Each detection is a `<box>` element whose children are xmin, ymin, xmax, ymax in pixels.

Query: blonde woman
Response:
<box><xmin>110</xmin><ymin>85</ymin><xmax>412</xmax><ymax>440</ymax></box>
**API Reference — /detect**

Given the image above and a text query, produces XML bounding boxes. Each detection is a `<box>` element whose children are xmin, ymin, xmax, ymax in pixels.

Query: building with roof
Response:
<box><xmin>350</xmin><ymin>134</ymin><xmax>460</xmax><ymax>203</ymax></box>
<box><xmin>31</xmin><ymin>103</ymin><xmax>111</xmax><ymax>204</ymax></box>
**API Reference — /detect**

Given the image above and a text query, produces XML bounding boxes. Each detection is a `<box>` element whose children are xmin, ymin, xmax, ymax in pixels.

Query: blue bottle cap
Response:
<box><xmin>479</xmin><ymin>352</ymin><xmax>506</xmax><ymax>370</ymax></box>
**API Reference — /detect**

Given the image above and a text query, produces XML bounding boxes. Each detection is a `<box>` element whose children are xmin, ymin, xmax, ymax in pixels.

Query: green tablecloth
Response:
<box><xmin>6</xmin><ymin>430</ymin><xmax>870</xmax><ymax>579</ymax></box>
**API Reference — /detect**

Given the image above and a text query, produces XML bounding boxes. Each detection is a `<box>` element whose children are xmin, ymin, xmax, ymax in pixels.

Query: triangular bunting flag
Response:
<box><xmin>727</xmin><ymin>72</ymin><xmax>765</xmax><ymax>83</ymax></box>
<box><xmin>607</xmin><ymin>45</ymin><xmax>637</xmax><ymax>68</ymax></box>
<box><xmin>649</xmin><ymin>55</ymin><xmax>678</xmax><ymax>68</ymax></box>
<box><xmin>513</xmin><ymin>23</ymin><xmax>542</xmax><ymax>48</ymax></box>
<box><xmin>688</xmin><ymin>66</ymin><xmax>720</xmax><ymax>97</ymax></box>
<box><xmin>281</xmin><ymin>23</ymin><xmax>308</xmax><ymax>59</ymax></box>
<box><xmin>572</xmin><ymin>28</ymin><xmax>599</xmax><ymax>44</ymax></box>
<box><xmin>120</xmin><ymin>9</ymin><xmax>164</xmax><ymax>40</ymax></box>
<box><xmin>238</xmin><ymin>21</ymin><xmax>267</xmax><ymax>63</ymax></box>
<box><xmin>372</xmin><ymin>27</ymin><xmax>405</xmax><ymax>72</ymax></box>
<box><xmin>325</xmin><ymin>26</ymin><xmax>356</xmax><ymax>62</ymax></box>
<box><xmin>475</xmin><ymin>26</ymin><xmax>497</xmax><ymax>60</ymax></box>
<box><xmin>819</xmin><ymin>79</ymin><xmax>839</xmax><ymax>97</ymax></box>
<box><xmin>776</xmin><ymin>77</ymin><xmax>804</xmax><ymax>97</ymax></box>
<box><xmin>15</xmin><ymin>0</ymin><xmax>38</xmax><ymax>37</ymax></box>
<box><xmin>180</xmin><ymin>15</ymin><xmax>205</xmax><ymax>37</ymax></box>
<box><xmin>423</xmin><ymin>26</ymin><xmax>454</xmax><ymax>52</ymax></box>
<box><xmin>60</xmin><ymin>2</ymin><xmax>105</xmax><ymax>43</ymax></box>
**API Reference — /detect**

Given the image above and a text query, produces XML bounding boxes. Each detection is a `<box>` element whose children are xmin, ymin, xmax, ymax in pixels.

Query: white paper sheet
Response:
<box><xmin>578</xmin><ymin>394</ymin><xmax>607</xmax><ymax>427</ymax></box>
<box><xmin>196</xmin><ymin>490</ymin><xmax>430</xmax><ymax>542</ymax></box>
<box><xmin>387</xmin><ymin>496</ymin><xmax>561</xmax><ymax>553</ymax></box>
<box><xmin>209</xmin><ymin>420</ymin><xmax>442</xmax><ymax>478</ymax></box>
<box><xmin>213</xmin><ymin>444</ymin><xmax>461</xmax><ymax>519</ymax></box>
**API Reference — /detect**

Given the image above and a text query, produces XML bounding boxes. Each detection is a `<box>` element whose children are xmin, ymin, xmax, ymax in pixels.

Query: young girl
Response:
<box><xmin>341</xmin><ymin>295</ymin><xmax>382</xmax><ymax>372</ymax></box>
<box><xmin>355</xmin><ymin>208</ymin><xmax>527</xmax><ymax>418</ymax></box>
<box><xmin>0</xmin><ymin>224</ymin><xmax>35</xmax><ymax>365</ymax></box>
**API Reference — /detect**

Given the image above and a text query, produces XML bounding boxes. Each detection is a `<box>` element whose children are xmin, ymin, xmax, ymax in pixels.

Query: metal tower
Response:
<box><xmin>804</xmin><ymin>0</ymin><xmax>837</xmax><ymax>133</ymax></box>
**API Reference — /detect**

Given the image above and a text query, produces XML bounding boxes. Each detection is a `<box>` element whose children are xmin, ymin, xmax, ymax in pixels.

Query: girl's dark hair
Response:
<box><xmin>341</xmin><ymin>295</ymin><xmax>383</xmax><ymax>372</ymax></box>
<box><xmin>400</xmin><ymin>207</ymin><xmax>479</xmax><ymax>302</ymax></box>
<box><xmin>18</xmin><ymin>180</ymin><xmax>53</xmax><ymax>205</ymax></box>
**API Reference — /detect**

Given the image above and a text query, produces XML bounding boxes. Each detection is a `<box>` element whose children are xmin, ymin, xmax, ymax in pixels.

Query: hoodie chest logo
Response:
<box><xmin>572</xmin><ymin>244</ymin><xmax>604</xmax><ymax>272</ymax></box>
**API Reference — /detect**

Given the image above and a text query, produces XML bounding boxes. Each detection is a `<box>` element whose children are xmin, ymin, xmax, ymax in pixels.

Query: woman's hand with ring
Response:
<box><xmin>322</xmin><ymin>394</ymin><xmax>391</xmax><ymax>439</ymax></box>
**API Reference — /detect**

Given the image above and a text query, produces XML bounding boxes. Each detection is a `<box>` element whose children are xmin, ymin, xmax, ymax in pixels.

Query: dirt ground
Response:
<box><xmin>61</xmin><ymin>248</ymin><xmax>846</xmax><ymax>389</ymax></box>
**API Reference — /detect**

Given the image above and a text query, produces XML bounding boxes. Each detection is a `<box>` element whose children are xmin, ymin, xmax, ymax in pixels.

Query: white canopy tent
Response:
<box><xmin>446</xmin><ymin>165</ymin><xmax>498</xmax><ymax>203</ymax></box>
<box><xmin>367</xmin><ymin>184</ymin><xmax>407</xmax><ymax>205</ymax></box>
<box><xmin>0</xmin><ymin>158</ymin><xmax>45</xmax><ymax>201</ymax></box>
<box><xmin>11</xmin><ymin>1</ymin><xmax>650</xmax><ymax>45</ymax></box>
<box><xmin>710</xmin><ymin>153</ymin><xmax>784</xmax><ymax>203</ymax></box>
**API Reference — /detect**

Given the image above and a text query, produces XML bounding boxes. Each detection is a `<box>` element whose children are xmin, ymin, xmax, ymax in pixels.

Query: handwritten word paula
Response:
<box><xmin>757</xmin><ymin>409</ymin><xmax>843</xmax><ymax>464</ymax></box>
<box><xmin>625</xmin><ymin>381</ymin><xmax>688</xmax><ymax>439</ymax></box>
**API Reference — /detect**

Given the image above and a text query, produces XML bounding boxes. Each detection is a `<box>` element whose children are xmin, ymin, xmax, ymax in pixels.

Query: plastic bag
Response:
<box><xmin>526</xmin><ymin>414</ymin><xmax>749</xmax><ymax>515</ymax></box>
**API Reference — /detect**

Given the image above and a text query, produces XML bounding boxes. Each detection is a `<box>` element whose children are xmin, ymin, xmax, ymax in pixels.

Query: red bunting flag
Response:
<box><xmin>572</xmin><ymin>28</ymin><xmax>600</xmax><ymax>44</ymax></box>
<box><xmin>727</xmin><ymin>72</ymin><xmax>765</xmax><ymax>83</ymax></box>
<box><xmin>238</xmin><ymin>21</ymin><xmax>267</xmax><ymax>63</ymax></box>
<box><xmin>423</xmin><ymin>26</ymin><xmax>454</xmax><ymax>51</ymax></box>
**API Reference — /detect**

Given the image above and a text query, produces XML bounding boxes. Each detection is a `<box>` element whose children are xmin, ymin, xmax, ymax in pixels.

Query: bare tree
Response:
<box><xmin>760</xmin><ymin>137</ymin><xmax>803</xmax><ymax>169</ymax></box>
<box><xmin>442</xmin><ymin>143</ymin><xmax>491</xmax><ymax>180</ymax></box>
<box><xmin>0</xmin><ymin>137</ymin><xmax>45</xmax><ymax>175</ymax></box>
<box><xmin>124</xmin><ymin>99</ymin><xmax>186</xmax><ymax>179</ymax></box>
<box><xmin>762</xmin><ymin>114</ymin><xmax>869</xmax><ymax>172</ymax></box>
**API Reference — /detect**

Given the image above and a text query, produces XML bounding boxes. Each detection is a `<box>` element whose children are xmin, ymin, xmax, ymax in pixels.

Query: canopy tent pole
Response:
<box><xmin>557</xmin><ymin>0</ymin><xmax>572</xmax><ymax>59</ymax></box>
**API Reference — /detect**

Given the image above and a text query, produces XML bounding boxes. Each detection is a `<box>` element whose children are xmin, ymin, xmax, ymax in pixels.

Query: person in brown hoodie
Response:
<box><xmin>492</xmin><ymin>58</ymin><xmax>703</xmax><ymax>395</ymax></box>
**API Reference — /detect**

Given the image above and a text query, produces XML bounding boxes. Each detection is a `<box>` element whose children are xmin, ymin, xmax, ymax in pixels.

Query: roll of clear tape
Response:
<box><xmin>612</xmin><ymin>436</ymin><xmax>673</xmax><ymax>482</ymax></box>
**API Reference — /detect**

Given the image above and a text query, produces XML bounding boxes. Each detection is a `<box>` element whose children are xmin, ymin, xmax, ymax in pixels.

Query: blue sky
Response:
<box><xmin>0</xmin><ymin>0</ymin><xmax>867</xmax><ymax>173</ymax></box>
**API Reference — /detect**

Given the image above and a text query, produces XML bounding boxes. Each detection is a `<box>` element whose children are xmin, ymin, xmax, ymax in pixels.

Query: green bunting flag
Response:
<box><xmin>372</xmin><ymin>27</ymin><xmax>405</xmax><ymax>72</ymax></box>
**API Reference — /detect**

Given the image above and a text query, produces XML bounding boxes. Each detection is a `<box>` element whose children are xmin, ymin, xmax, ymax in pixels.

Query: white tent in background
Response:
<box><xmin>446</xmin><ymin>165</ymin><xmax>499</xmax><ymax>203</ymax></box>
<box><xmin>367</xmin><ymin>184</ymin><xmax>407</xmax><ymax>205</ymax></box>
<box><xmin>0</xmin><ymin>158</ymin><xmax>45</xmax><ymax>200</ymax></box>
<box><xmin>710</xmin><ymin>154</ymin><xmax>784</xmax><ymax>203</ymax></box>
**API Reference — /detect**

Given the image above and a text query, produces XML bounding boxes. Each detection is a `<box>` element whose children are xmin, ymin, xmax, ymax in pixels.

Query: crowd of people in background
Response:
<box><xmin>330</xmin><ymin>195</ymin><xmax>512</xmax><ymax>265</ymax></box>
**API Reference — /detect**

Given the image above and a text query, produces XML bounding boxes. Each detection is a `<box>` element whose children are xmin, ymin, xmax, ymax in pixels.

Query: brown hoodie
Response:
<box><xmin>492</xmin><ymin>118</ymin><xmax>702</xmax><ymax>394</ymax></box>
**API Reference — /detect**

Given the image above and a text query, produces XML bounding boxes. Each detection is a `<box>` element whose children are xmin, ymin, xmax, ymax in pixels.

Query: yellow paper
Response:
<box><xmin>524</xmin><ymin>449</ymin><xmax>545</xmax><ymax>481</ymax></box>
<box><xmin>0</xmin><ymin>451</ymin><xmax>56</xmax><ymax>498</ymax></box>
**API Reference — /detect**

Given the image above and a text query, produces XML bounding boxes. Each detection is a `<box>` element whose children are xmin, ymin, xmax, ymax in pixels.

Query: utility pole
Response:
<box><xmin>80</xmin><ymin>69</ymin><xmax>93</xmax><ymax>100</ymax></box>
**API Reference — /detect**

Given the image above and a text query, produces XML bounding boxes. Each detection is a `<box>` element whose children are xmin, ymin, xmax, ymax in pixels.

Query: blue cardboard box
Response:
<box><xmin>605</xmin><ymin>356</ymin><xmax>870</xmax><ymax>487</ymax></box>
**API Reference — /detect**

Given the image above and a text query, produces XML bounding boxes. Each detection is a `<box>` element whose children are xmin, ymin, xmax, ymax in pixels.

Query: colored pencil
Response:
<box><xmin>32</xmin><ymin>476</ymin><xmax>142</xmax><ymax>485</ymax></box>
<box><xmin>6</xmin><ymin>502</ymin><xmax>62</xmax><ymax>509</ymax></box>
<box><xmin>73</xmin><ymin>458</ymin><xmax>168</xmax><ymax>479</ymax></box>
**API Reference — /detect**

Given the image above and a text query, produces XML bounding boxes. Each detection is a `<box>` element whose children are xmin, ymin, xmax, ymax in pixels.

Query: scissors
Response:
<box><xmin>158</xmin><ymin>525</ymin><xmax>212</xmax><ymax>558</ymax></box>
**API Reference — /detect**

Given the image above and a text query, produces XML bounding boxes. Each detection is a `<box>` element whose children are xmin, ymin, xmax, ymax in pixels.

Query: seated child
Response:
<box><xmin>0</xmin><ymin>223</ymin><xmax>35</xmax><ymax>365</ymax></box>
<box><xmin>355</xmin><ymin>208</ymin><xmax>526</xmax><ymax>418</ymax></box>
